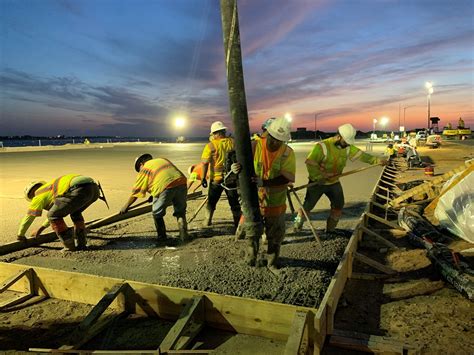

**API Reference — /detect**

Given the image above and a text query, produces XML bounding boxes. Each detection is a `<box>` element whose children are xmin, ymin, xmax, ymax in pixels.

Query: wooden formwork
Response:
<box><xmin>0</xmin><ymin>164</ymin><xmax>402</xmax><ymax>354</ymax></box>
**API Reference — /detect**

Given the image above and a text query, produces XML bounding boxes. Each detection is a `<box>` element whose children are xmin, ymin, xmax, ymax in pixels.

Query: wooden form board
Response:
<box><xmin>0</xmin><ymin>165</ymin><xmax>393</xmax><ymax>353</ymax></box>
<box><xmin>0</xmin><ymin>262</ymin><xmax>315</xmax><ymax>343</ymax></box>
<box><xmin>311</xmin><ymin>164</ymin><xmax>390</xmax><ymax>352</ymax></box>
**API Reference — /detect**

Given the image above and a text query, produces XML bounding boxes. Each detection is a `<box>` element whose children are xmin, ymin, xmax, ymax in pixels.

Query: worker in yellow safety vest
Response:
<box><xmin>200</xmin><ymin>121</ymin><xmax>242</xmax><ymax>229</ymax></box>
<box><xmin>120</xmin><ymin>154</ymin><xmax>188</xmax><ymax>242</ymax></box>
<box><xmin>294</xmin><ymin>124</ymin><xmax>387</xmax><ymax>234</ymax></box>
<box><xmin>458</xmin><ymin>117</ymin><xmax>465</xmax><ymax>129</ymax></box>
<box><xmin>232</xmin><ymin>116</ymin><xmax>296</xmax><ymax>268</ymax></box>
<box><xmin>17</xmin><ymin>175</ymin><xmax>100</xmax><ymax>251</ymax></box>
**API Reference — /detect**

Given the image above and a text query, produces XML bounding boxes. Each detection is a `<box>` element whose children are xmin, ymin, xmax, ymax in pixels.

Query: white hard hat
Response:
<box><xmin>24</xmin><ymin>180</ymin><xmax>46</xmax><ymax>201</ymax></box>
<box><xmin>210</xmin><ymin>121</ymin><xmax>227</xmax><ymax>134</ymax></box>
<box><xmin>267</xmin><ymin>116</ymin><xmax>291</xmax><ymax>142</ymax></box>
<box><xmin>261</xmin><ymin>117</ymin><xmax>275</xmax><ymax>131</ymax></box>
<box><xmin>338</xmin><ymin>123</ymin><xmax>356</xmax><ymax>145</ymax></box>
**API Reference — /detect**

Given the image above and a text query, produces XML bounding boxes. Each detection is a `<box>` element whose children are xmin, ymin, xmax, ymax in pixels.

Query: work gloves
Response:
<box><xmin>231</xmin><ymin>162</ymin><xmax>242</xmax><ymax>174</ymax></box>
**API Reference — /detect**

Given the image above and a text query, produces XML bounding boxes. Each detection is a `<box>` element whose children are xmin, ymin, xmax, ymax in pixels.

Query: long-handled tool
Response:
<box><xmin>286</xmin><ymin>190</ymin><xmax>295</xmax><ymax>214</ymax></box>
<box><xmin>292</xmin><ymin>163</ymin><xmax>383</xmax><ymax>192</ymax></box>
<box><xmin>87</xmin><ymin>191</ymin><xmax>202</xmax><ymax>230</ymax></box>
<box><xmin>289</xmin><ymin>187</ymin><xmax>322</xmax><ymax>246</ymax></box>
<box><xmin>188</xmin><ymin>196</ymin><xmax>209</xmax><ymax>224</ymax></box>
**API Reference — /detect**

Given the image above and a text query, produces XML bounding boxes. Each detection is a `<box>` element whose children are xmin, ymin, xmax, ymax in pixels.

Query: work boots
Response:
<box><xmin>59</xmin><ymin>229</ymin><xmax>76</xmax><ymax>252</ymax></box>
<box><xmin>266</xmin><ymin>242</ymin><xmax>281</xmax><ymax>270</ymax></box>
<box><xmin>74</xmin><ymin>220</ymin><xmax>87</xmax><ymax>250</ymax></box>
<box><xmin>245</xmin><ymin>236</ymin><xmax>259</xmax><ymax>267</ymax></box>
<box><xmin>326</xmin><ymin>217</ymin><xmax>339</xmax><ymax>234</ymax></box>
<box><xmin>177</xmin><ymin>217</ymin><xmax>189</xmax><ymax>242</ymax></box>
<box><xmin>153</xmin><ymin>216</ymin><xmax>167</xmax><ymax>240</ymax></box>
<box><xmin>75</xmin><ymin>228</ymin><xmax>87</xmax><ymax>250</ymax></box>
<box><xmin>202</xmin><ymin>207</ymin><xmax>214</xmax><ymax>227</ymax></box>
<box><xmin>232</xmin><ymin>211</ymin><xmax>242</xmax><ymax>230</ymax></box>
<box><xmin>51</xmin><ymin>219</ymin><xmax>76</xmax><ymax>251</ymax></box>
<box><xmin>293</xmin><ymin>214</ymin><xmax>304</xmax><ymax>232</ymax></box>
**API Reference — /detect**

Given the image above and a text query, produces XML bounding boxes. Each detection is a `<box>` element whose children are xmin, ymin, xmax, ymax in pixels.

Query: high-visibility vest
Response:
<box><xmin>27</xmin><ymin>174</ymin><xmax>80</xmax><ymax>216</ymax></box>
<box><xmin>305</xmin><ymin>137</ymin><xmax>379</xmax><ymax>184</ymax></box>
<box><xmin>253</xmin><ymin>137</ymin><xmax>295</xmax><ymax>217</ymax></box>
<box><xmin>201</xmin><ymin>137</ymin><xmax>234</xmax><ymax>182</ymax></box>
<box><xmin>132</xmin><ymin>158</ymin><xmax>185</xmax><ymax>198</ymax></box>
<box><xmin>189</xmin><ymin>163</ymin><xmax>206</xmax><ymax>181</ymax></box>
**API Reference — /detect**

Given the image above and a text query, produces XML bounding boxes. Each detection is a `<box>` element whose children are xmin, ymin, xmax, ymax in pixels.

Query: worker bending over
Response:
<box><xmin>18</xmin><ymin>175</ymin><xmax>100</xmax><ymax>251</ymax></box>
<box><xmin>200</xmin><ymin>121</ymin><xmax>242</xmax><ymax>229</ymax></box>
<box><xmin>294</xmin><ymin>124</ymin><xmax>386</xmax><ymax>234</ymax></box>
<box><xmin>233</xmin><ymin>117</ymin><xmax>295</xmax><ymax>269</ymax></box>
<box><xmin>120</xmin><ymin>154</ymin><xmax>188</xmax><ymax>242</ymax></box>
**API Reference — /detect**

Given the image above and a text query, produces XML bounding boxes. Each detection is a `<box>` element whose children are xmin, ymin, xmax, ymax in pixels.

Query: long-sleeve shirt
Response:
<box><xmin>17</xmin><ymin>175</ymin><xmax>94</xmax><ymax>236</ymax></box>
<box><xmin>305</xmin><ymin>137</ymin><xmax>380</xmax><ymax>185</ymax></box>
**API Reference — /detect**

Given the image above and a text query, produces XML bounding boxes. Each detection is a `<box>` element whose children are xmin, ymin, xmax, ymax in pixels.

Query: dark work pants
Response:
<box><xmin>207</xmin><ymin>181</ymin><xmax>241</xmax><ymax>214</ymax></box>
<box><xmin>302</xmin><ymin>181</ymin><xmax>344</xmax><ymax>213</ymax></box>
<box><xmin>48</xmin><ymin>183</ymin><xmax>100</xmax><ymax>223</ymax></box>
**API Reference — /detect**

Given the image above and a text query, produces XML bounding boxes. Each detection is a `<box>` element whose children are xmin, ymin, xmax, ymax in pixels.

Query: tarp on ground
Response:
<box><xmin>434</xmin><ymin>164</ymin><xmax>474</xmax><ymax>243</ymax></box>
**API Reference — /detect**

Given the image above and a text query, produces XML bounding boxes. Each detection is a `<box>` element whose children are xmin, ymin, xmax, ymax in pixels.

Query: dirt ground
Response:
<box><xmin>333</xmin><ymin>140</ymin><xmax>474</xmax><ymax>354</ymax></box>
<box><xmin>1</xmin><ymin>139</ymin><xmax>473</xmax><ymax>352</ymax></box>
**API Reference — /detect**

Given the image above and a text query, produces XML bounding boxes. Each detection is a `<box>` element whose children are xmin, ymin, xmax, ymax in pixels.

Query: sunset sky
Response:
<box><xmin>1</xmin><ymin>0</ymin><xmax>473</xmax><ymax>137</ymax></box>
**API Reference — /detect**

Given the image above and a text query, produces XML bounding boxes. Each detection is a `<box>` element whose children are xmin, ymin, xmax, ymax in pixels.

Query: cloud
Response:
<box><xmin>1</xmin><ymin>68</ymin><xmax>171</xmax><ymax>129</ymax></box>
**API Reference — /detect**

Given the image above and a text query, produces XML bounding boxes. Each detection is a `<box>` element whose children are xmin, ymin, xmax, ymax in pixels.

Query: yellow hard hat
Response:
<box><xmin>24</xmin><ymin>181</ymin><xmax>46</xmax><ymax>201</ymax></box>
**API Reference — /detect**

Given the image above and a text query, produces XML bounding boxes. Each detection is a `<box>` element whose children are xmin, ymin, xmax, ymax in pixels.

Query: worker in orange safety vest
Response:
<box><xmin>17</xmin><ymin>175</ymin><xmax>100</xmax><ymax>251</ymax></box>
<box><xmin>120</xmin><ymin>154</ymin><xmax>188</xmax><ymax>242</ymax></box>
<box><xmin>232</xmin><ymin>116</ymin><xmax>296</xmax><ymax>269</ymax></box>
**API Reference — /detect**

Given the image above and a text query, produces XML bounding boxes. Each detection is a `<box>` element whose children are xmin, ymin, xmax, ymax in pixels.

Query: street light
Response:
<box><xmin>380</xmin><ymin>116</ymin><xmax>389</xmax><ymax>126</ymax></box>
<box><xmin>314</xmin><ymin>113</ymin><xmax>320</xmax><ymax>140</ymax></box>
<box><xmin>372</xmin><ymin>118</ymin><xmax>378</xmax><ymax>139</ymax></box>
<box><xmin>403</xmin><ymin>105</ymin><xmax>416</xmax><ymax>133</ymax></box>
<box><xmin>174</xmin><ymin>116</ymin><xmax>186</xmax><ymax>129</ymax></box>
<box><xmin>425</xmin><ymin>82</ymin><xmax>434</xmax><ymax>130</ymax></box>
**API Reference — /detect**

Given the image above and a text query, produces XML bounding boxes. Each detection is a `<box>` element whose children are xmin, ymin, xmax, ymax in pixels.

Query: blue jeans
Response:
<box><xmin>152</xmin><ymin>185</ymin><xmax>187</xmax><ymax>219</ymax></box>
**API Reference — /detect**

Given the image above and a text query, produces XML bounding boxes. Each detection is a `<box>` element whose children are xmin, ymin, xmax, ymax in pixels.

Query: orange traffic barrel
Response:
<box><xmin>424</xmin><ymin>165</ymin><xmax>434</xmax><ymax>176</ymax></box>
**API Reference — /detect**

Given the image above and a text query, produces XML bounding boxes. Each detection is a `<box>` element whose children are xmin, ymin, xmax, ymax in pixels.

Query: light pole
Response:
<box><xmin>403</xmin><ymin>105</ymin><xmax>416</xmax><ymax>133</ymax></box>
<box><xmin>314</xmin><ymin>113</ymin><xmax>320</xmax><ymax>140</ymax></box>
<box><xmin>425</xmin><ymin>82</ymin><xmax>434</xmax><ymax>130</ymax></box>
<box><xmin>372</xmin><ymin>118</ymin><xmax>377</xmax><ymax>139</ymax></box>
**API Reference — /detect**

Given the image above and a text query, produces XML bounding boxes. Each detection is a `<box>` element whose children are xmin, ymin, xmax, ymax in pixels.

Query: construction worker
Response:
<box><xmin>200</xmin><ymin>121</ymin><xmax>241</xmax><ymax>229</ymax></box>
<box><xmin>294</xmin><ymin>124</ymin><xmax>386</xmax><ymax>233</ymax></box>
<box><xmin>120</xmin><ymin>154</ymin><xmax>188</xmax><ymax>242</ymax></box>
<box><xmin>458</xmin><ymin>117</ymin><xmax>465</xmax><ymax>129</ymax></box>
<box><xmin>233</xmin><ymin>117</ymin><xmax>296</xmax><ymax>269</ymax></box>
<box><xmin>18</xmin><ymin>175</ymin><xmax>100</xmax><ymax>251</ymax></box>
<box><xmin>385</xmin><ymin>143</ymin><xmax>396</xmax><ymax>160</ymax></box>
<box><xmin>187</xmin><ymin>163</ymin><xmax>206</xmax><ymax>191</ymax></box>
<box><xmin>446</xmin><ymin>122</ymin><xmax>452</xmax><ymax>130</ymax></box>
